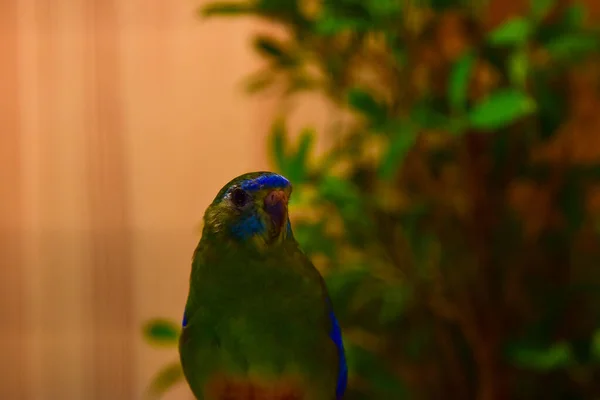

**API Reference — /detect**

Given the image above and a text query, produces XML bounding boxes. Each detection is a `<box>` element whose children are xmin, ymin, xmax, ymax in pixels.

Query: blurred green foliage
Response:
<box><xmin>143</xmin><ymin>0</ymin><xmax>600</xmax><ymax>398</ymax></box>
<box><xmin>141</xmin><ymin>319</ymin><xmax>184</xmax><ymax>399</ymax></box>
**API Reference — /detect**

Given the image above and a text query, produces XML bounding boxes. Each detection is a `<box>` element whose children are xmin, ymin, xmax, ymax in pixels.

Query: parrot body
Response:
<box><xmin>179</xmin><ymin>172</ymin><xmax>347</xmax><ymax>400</ymax></box>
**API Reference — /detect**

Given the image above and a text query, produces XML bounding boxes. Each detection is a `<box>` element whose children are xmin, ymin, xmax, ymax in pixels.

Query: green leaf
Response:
<box><xmin>142</xmin><ymin>319</ymin><xmax>180</xmax><ymax>347</ymax></box>
<box><xmin>448</xmin><ymin>51</ymin><xmax>476</xmax><ymax>113</ymax></box>
<box><xmin>468</xmin><ymin>89</ymin><xmax>536</xmax><ymax>131</ymax></box>
<box><xmin>545</xmin><ymin>33</ymin><xmax>600</xmax><ymax>61</ymax></box>
<box><xmin>347</xmin><ymin>87</ymin><xmax>387</xmax><ymax>125</ymax></box>
<box><xmin>488</xmin><ymin>17</ymin><xmax>533</xmax><ymax>47</ymax></box>
<box><xmin>244</xmin><ymin>70</ymin><xmax>277</xmax><ymax>94</ymax></box>
<box><xmin>146</xmin><ymin>361</ymin><xmax>184</xmax><ymax>399</ymax></box>
<box><xmin>200</xmin><ymin>2</ymin><xmax>253</xmax><ymax>17</ymax></box>
<box><xmin>563</xmin><ymin>3</ymin><xmax>586</xmax><ymax>28</ymax></box>
<box><xmin>295</xmin><ymin>128</ymin><xmax>314</xmax><ymax>166</ymax></box>
<box><xmin>287</xmin><ymin>127</ymin><xmax>315</xmax><ymax>183</ymax></box>
<box><xmin>286</xmin><ymin>73</ymin><xmax>318</xmax><ymax>94</ymax></box>
<box><xmin>252</xmin><ymin>36</ymin><xmax>296</xmax><ymax>67</ymax></box>
<box><xmin>508</xmin><ymin>342</ymin><xmax>575</xmax><ymax>371</ymax></box>
<box><xmin>509</xmin><ymin>49</ymin><xmax>529</xmax><ymax>88</ymax></box>
<box><xmin>369</xmin><ymin>0</ymin><xmax>402</xmax><ymax>17</ymax></box>
<box><xmin>378</xmin><ymin>123</ymin><xmax>418</xmax><ymax>181</ymax></box>
<box><xmin>315</xmin><ymin>13</ymin><xmax>370</xmax><ymax>35</ymax></box>
<box><xmin>254</xmin><ymin>35</ymin><xmax>284</xmax><ymax>58</ymax></box>
<box><xmin>530</xmin><ymin>0</ymin><xmax>556</xmax><ymax>21</ymax></box>
<box><xmin>592</xmin><ymin>330</ymin><xmax>600</xmax><ymax>361</ymax></box>
<box><xmin>249</xmin><ymin>0</ymin><xmax>307</xmax><ymax>24</ymax></box>
<box><xmin>270</xmin><ymin>119</ymin><xmax>288</xmax><ymax>173</ymax></box>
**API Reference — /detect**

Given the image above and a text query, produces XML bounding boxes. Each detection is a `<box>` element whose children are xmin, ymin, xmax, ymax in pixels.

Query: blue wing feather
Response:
<box><xmin>182</xmin><ymin>310</ymin><xmax>188</xmax><ymax>328</ymax></box>
<box><xmin>327</xmin><ymin>300</ymin><xmax>347</xmax><ymax>399</ymax></box>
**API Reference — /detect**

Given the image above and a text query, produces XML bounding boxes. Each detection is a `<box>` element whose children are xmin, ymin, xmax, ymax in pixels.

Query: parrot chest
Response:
<box><xmin>180</xmin><ymin>286</ymin><xmax>338</xmax><ymax>399</ymax></box>
<box><xmin>180</xmin><ymin>248</ymin><xmax>340</xmax><ymax>399</ymax></box>
<box><xmin>198</xmin><ymin>287</ymin><xmax>332</xmax><ymax>364</ymax></box>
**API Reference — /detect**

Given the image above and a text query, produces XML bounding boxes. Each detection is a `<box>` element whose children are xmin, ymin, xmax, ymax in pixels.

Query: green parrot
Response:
<box><xmin>179</xmin><ymin>172</ymin><xmax>347</xmax><ymax>400</ymax></box>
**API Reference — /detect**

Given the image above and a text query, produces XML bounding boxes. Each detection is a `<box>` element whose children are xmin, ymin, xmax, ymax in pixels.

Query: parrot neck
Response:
<box><xmin>200</xmin><ymin>217</ymin><xmax>294</xmax><ymax>254</ymax></box>
<box><xmin>190</xmin><ymin>234</ymin><xmax>305</xmax><ymax>294</ymax></box>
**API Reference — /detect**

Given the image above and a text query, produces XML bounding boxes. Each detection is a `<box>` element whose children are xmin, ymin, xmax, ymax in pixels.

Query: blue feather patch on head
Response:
<box><xmin>240</xmin><ymin>173</ymin><xmax>290</xmax><ymax>193</ymax></box>
<box><xmin>327</xmin><ymin>300</ymin><xmax>347</xmax><ymax>399</ymax></box>
<box><xmin>230</xmin><ymin>213</ymin><xmax>265</xmax><ymax>240</ymax></box>
<box><xmin>182</xmin><ymin>311</ymin><xmax>188</xmax><ymax>328</ymax></box>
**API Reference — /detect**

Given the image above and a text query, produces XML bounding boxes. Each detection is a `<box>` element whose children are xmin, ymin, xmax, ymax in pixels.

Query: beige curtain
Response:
<box><xmin>0</xmin><ymin>0</ymin><xmax>280</xmax><ymax>398</ymax></box>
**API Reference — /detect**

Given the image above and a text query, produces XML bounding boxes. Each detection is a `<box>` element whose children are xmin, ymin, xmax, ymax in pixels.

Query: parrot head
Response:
<box><xmin>202</xmin><ymin>171</ymin><xmax>293</xmax><ymax>248</ymax></box>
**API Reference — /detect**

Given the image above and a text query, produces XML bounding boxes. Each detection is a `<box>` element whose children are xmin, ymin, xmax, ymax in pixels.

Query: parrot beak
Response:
<box><xmin>264</xmin><ymin>189</ymin><xmax>288</xmax><ymax>239</ymax></box>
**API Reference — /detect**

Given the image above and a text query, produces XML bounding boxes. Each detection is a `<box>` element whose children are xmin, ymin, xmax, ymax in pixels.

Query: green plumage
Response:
<box><xmin>179</xmin><ymin>172</ymin><xmax>343</xmax><ymax>400</ymax></box>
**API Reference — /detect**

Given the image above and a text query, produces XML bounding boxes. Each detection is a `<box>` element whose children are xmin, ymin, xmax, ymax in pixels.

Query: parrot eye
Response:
<box><xmin>230</xmin><ymin>188</ymin><xmax>250</xmax><ymax>208</ymax></box>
